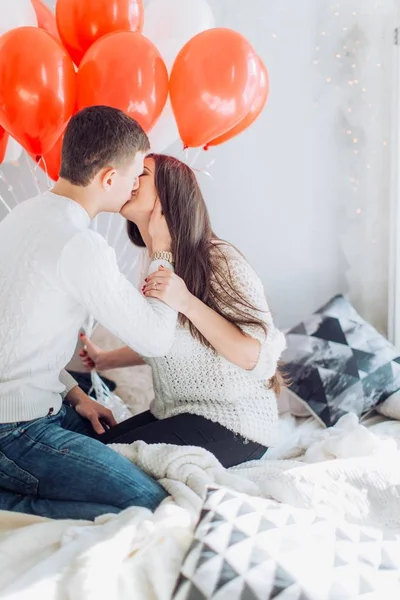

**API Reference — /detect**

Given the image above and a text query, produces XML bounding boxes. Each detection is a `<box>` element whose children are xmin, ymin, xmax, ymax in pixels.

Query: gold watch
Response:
<box><xmin>151</xmin><ymin>250</ymin><xmax>174</xmax><ymax>265</ymax></box>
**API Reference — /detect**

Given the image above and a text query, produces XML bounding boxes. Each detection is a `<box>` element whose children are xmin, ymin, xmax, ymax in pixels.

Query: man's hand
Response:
<box><xmin>65</xmin><ymin>386</ymin><xmax>117</xmax><ymax>435</ymax></box>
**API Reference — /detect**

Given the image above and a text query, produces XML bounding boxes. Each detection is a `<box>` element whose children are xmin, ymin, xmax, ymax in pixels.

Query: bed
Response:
<box><xmin>1</xmin><ymin>313</ymin><xmax>400</xmax><ymax>600</ymax></box>
<box><xmin>0</xmin><ymin>405</ymin><xmax>400</xmax><ymax>599</ymax></box>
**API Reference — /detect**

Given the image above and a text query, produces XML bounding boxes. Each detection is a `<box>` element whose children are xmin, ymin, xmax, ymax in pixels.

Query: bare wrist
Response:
<box><xmin>96</xmin><ymin>351</ymin><xmax>112</xmax><ymax>371</ymax></box>
<box><xmin>182</xmin><ymin>293</ymin><xmax>197</xmax><ymax>318</ymax></box>
<box><xmin>151</xmin><ymin>239</ymin><xmax>171</xmax><ymax>253</ymax></box>
<box><xmin>65</xmin><ymin>385</ymin><xmax>89</xmax><ymax>407</ymax></box>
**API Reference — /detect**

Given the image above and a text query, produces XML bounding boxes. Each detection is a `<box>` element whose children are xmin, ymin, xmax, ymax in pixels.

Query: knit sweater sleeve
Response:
<box><xmin>58</xmin><ymin>230</ymin><xmax>177</xmax><ymax>357</ymax></box>
<box><xmin>213</xmin><ymin>244</ymin><xmax>286</xmax><ymax>380</ymax></box>
<box><xmin>59</xmin><ymin>369</ymin><xmax>78</xmax><ymax>398</ymax></box>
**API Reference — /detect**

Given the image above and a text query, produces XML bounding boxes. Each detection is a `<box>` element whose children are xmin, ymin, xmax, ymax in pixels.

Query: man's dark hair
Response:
<box><xmin>60</xmin><ymin>106</ymin><xmax>150</xmax><ymax>186</ymax></box>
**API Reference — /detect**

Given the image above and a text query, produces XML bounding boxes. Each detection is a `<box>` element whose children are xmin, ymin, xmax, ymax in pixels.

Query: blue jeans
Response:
<box><xmin>0</xmin><ymin>404</ymin><xmax>167</xmax><ymax>520</ymax></box>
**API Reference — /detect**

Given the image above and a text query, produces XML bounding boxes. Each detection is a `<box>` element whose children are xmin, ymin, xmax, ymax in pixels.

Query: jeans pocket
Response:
<box><xmin>0</xmin><ymin>424</ymin><xmax>17</xmax><ymax>442</ymax></box>
<box><xmin>0</xmin><ymin>450</ymin><xmax>39</xmax><ymax>496</ymax></box>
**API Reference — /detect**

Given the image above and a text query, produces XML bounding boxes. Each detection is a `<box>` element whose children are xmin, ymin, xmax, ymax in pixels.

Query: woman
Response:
<box><xmin>81</xmin><ymin>154</ymin><xmax>286</xmax><ymax>468</ymax></box>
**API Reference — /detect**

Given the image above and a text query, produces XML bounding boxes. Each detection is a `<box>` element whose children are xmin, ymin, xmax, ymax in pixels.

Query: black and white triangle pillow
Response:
<box><xmin>283</xmin><ymin>295</ymin><xmax>400</xmax><ymax>427</ymax></box>
<box><xmin>173</xmin><ymin>485</ymin><xmax>400</xmax><ymax>600</ymax></box>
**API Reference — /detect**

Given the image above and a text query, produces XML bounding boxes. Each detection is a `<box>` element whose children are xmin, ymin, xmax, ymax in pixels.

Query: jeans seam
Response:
<box><xmin>21</xmin><ymin>432</ymin><xmax>162</xmax><ymax>504</ymax></box>
<box><xmin>21</xmin><ymin>430</ymin><xmax>70</xmax><ymax>457</ymax></box>
<box><xmin>0</xmin><ymin>450</ymin><xmax>39</xmax><ymax>496</ymax></box>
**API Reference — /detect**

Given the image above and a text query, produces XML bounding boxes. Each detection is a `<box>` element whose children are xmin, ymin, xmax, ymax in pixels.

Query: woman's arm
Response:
<box><xmin>143</xmin><ymin>250</ymin><xmax>286</xmax><ymax>375</ymax></box>
<box><xmin>79</xmin><ymin>335</ymin><xmax>144</xmax><ymax>370</ymax></box>
<box><xmin>184</xmin><ymin>296</ymin><xmax>261</xmax><ymax>370</ymax></box>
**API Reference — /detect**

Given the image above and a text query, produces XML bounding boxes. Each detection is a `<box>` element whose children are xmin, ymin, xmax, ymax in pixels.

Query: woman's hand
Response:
<box><xmin>79</xmin><ymin>334</ymin><xmax>109</xmax><ymax>371</ymax></box>
<box><xmin>148</xmin><ymin>200</ymin><xmax>172</xmax><ymax>253</ymax></box>
<box><xmin>143</xmin><ymin>267</ymin><xmax>193</xmax><ymax>315</ymax></box>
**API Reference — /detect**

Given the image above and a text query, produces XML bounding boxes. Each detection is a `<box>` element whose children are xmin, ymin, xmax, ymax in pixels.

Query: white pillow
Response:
<box><xmin>376</xmin><ymin>390</ymin><xmax>400</xmax><ymax>420</ymax></box>
<box><xmin>278</xmin><ymin>387</ymin><xmax>310</xmax><ymax>417</ymax></box>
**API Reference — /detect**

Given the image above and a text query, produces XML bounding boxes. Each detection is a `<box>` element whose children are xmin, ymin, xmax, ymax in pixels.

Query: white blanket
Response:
<box><xmin>1</xmin><ymin>414</ymin><xmax>400</xmax><ymax>599</ymax></box>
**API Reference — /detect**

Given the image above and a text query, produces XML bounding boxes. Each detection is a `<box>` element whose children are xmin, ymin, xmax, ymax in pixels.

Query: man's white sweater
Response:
<box><xmin>0</xmin><ymin>192</ymin><xmax>176</xmax><ymax>423</ymax></box>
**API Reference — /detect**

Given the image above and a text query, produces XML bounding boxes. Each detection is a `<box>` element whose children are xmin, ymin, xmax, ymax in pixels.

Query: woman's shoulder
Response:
<box><xmin>210</xmin><ymin>240</ymin><xmax>265</xmax><ymax>292</ymax></box>
<box><xmin>210</xmin><ymin>240</ymin><xmax>245</xmax><ymax>263</ymax></box>
<box><xmin>210</xmin><ymin>240</ymin><xmax>258</xmax><ymax>276</ymax></box>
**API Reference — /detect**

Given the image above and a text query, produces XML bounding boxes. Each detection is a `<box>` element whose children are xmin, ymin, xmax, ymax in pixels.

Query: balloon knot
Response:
<box><xmin>183</xmin><ymin>144</ymin><xmax>188</xmax><ymax>150</ymax></box>
<box><xmin>203</xmin><ymin>144</ymin><xmax>209</xmax><ymax>151</ymax></box>
<box><xmin>35</xmin><ymin>155</ymin><xmax>42</xmax><ymax>164</ymax></box>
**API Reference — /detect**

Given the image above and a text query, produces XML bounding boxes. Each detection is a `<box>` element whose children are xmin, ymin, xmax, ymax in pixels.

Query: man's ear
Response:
<box><xmin>100</xmin><ymin>167</ymin><xmax>116</xmax><ymax>191</ymax></box>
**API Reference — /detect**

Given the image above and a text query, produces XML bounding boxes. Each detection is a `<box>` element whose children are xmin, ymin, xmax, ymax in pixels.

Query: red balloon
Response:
<box><xmin>0</xmin><ymin>27</ymin><xmax>76</xmax><ymax>157</ymax></box>
<box><xmin>170</xmin><ymin>28</ymin><xmax>260</xmax><ymax>148</ymax></box>
<box><xmin>30</xmin><ymin>133</ymin><xmax>64</xmax><ymax>181</ymax></box>
<box><xmin>56</xmin><ymin>0</ymin><xmax>144</xmax><ymax>66</ymax></box>
<box><xmin>32</xmin><ymin>0</ymin><xmax>60</xmax><ymax>40</ymax></box>
<box><xmin>0</xmin><ymin>127</ymin><xmax>8</xmax><ymax>164</ymax></box>
<box><xmin>208</xmin><ymin>58</ymin><xmax>269</xmax><ymax>147</ymax></box>
<box><xmin>77</xmin><ymin>32</ymin><xmax>168</xmax><ymax>132</ymax></box>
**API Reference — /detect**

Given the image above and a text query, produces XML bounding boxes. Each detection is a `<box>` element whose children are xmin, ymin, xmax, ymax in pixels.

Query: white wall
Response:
<box><xmin>0</xmin><ymin>0</ymin><xmax>395</xmax><ymax>332</ymax></box>
<box><xmin>173</xmin><ymin>0</ymin><xmax>346</xmax><ymax>329</ymax></box>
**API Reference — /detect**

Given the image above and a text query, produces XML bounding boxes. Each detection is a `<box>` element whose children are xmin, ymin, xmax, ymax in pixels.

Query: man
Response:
<box><xmin>0</xmin><ymin>106</ymin><xmax>176</xmax><ymax>520</ymax></box>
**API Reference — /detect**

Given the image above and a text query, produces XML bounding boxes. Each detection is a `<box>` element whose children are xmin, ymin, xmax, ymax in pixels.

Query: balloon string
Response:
<box><xmin>110</xmin><ymin>215</ymin><xmax>126</xmax><ymax>251</ymax></box>
<box><xmin>25</xmin><ymin>153</ymin><xmax>43</xmax><ymax>196</ymax></box>
<box><xmin>0</xmin><ymin>193</ymin><xmax>12</xmax><ymax>213</ymax></box>
<box><xmin>104</xmin><ymin>213</ymin><xmax>113</xmax><ymax>244</ymax></box>
<box><xmin>0</xmin><ymin>170</ymin><xmax>19</xmax><ymax>207</ymax></box>
<box><xmin>121</xmin><ymin>254</ymin><xmax>140</xmax><ymax>280</ymax></box>
<box><xmin>118</xmin><ymin>237</ymin><xmax>131</xmax><ymax>265</ymax></box>
<box><xmin>81</xmin><ymin>316</ymin><xmax>108</xmax><ymax>404</ymax></box>
<box><xmin>189</xmin><ymin>148</ymin><xmax>202</xmax><ymax>167</ymax></box>
<box><xmin>36</xmin><ymin>156</ymin><xmax>52</xmax><ymax>190</ymax></box>
<box><xmin>16</xmin><ymin>167</ymin><xmax>29</xmax><ymax>202</ymax></box>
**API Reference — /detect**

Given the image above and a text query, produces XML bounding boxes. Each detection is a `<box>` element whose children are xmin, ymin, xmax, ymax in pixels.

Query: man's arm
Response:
<box><xmin>58</xmin><ymin>230</ymin><xmax>177</xmax><ymax>357</ymax></box>
<box><xmin>59</xmin><ymin>369</ymin><xmax>79</xmax><ymax>399</ymax></box>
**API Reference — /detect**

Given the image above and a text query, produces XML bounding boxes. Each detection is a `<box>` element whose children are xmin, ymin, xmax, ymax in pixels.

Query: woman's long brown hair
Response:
<box><xmin>127</xmin><ymin>154</ymin><xmax>283</xmax><ymax>394</ymax></box>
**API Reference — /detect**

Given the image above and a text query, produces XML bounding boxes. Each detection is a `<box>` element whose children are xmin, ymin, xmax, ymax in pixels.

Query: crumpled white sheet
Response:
<box><xmin>1</xmin><ymin>413</ymin><xmax>400</xmax><ymax>600</ymax></box>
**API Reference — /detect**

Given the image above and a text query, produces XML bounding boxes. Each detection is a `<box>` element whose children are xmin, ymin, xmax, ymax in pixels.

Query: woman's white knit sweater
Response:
<box><xmin>136</xmin><ymin>245</ymin><xmax>286</xmax><ymax>446</ymax></box>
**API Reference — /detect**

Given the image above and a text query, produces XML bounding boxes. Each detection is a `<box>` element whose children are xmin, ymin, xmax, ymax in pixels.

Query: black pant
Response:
<box><xmin>99</xmin><ymin>411</ymin><xmax>267</xmax><ymax>468</ymax></box>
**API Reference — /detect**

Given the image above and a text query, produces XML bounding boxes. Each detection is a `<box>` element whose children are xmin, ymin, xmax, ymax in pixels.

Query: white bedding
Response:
<box><xmin>1</xmin><ymin>412</ymin><xmax>400</xmax><ymax>599</ymax></box>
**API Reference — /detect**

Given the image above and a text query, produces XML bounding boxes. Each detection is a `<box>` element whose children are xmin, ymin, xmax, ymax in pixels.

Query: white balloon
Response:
<box><xmin>144</xmin><ymin>1</ymin><xmax>215</xmax><ymax>153</ymax></box>
<box><xmin>143</xmin><ymin>0</ymin><xmax>215</xmax><ymax>59</ymax></box>
<box><xmin>148</xmin><ymin>99</ymin><xmax>180</xmax><ymax>152</ymax></box>
<box><xmin>3</xmin><ymin>137</ymin><xmax>23</xmax><ymax>164</ymax></box>
<box><xmin>154</xmin><ymin>37</ymin><xmax>182</xmax><ymax>73</ymax></box>
<box><xmin>0</xmin><ymin>0</ymin><xmax>37</xmax><ymax>37</ymax></box>
<box><xmin>147</xmin><ymin>39</ymin><xmax>181</xmax><ymax>152</ymax></box>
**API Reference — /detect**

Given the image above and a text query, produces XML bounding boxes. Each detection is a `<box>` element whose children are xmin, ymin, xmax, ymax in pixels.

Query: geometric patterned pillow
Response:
<box><xmin>283</xmin><ymin>295</ymin><xmax>400</xmax><ymax>427</ymax></box>
<box><xmin>172</xmin><ymin>486</ymin><xmax>400</xmax><ymax>600</ymax></box>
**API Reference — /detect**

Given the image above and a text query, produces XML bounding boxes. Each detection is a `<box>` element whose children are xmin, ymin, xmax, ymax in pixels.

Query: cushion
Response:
<box><xmin>173</xmin><ymin>485</ymin><xmax>399</xmax><ymax>600</ymax></box>
<box><xmin>282</xmin><ymin>295</ymin><xmax>400</xmax><ymax>427</ymax></box>
<box><xmin>277</xmin><ymin>387</ymin><xmax>310</xmax><ymax>417</ymax></box>
<box><xmin>376</xmin><ymin>389</ymin><xmax>400</xmax><ymax>420</ymax></box>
